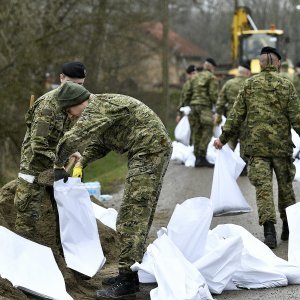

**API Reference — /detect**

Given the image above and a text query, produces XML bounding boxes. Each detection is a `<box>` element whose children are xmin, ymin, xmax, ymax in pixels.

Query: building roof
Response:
<box><xmin>144</xmin><ymin>21</ymin><xmax>207</xmax><ymax>58</ymax></box>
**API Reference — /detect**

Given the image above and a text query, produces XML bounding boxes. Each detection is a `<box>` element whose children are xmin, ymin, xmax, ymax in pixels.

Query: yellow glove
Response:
<box><xmin>72</xmin><ymin>164</ymin><xmax>83</xmax><ymax>178</ymax></box>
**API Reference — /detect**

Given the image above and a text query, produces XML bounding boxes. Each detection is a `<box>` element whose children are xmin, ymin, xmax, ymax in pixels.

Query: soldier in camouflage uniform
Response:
<box><xmin>14</xmin><ymin>62</ymin><xmax>86</xmax><ymax>240</ymax></box>
<box><xmin>293</xmin><ymin>62</ymin><xmax>300</xmax><ymax>98</ymax></box>
<box><xmin>176</xmin><ymin>64</ymin><xmax>197</xmax><ymax>123</ymax></box>
<box><xmin>214</xmin><ymin>62</ymin><xmax>251</xmax><ymax>150</ymax></box>
<box><xmin>214</xmin><ymin>47</ymin><xmax>300</xmax><ymax>249</ymax></box>
<box><xmin>53</xmin><ymin>82</ymin><xmax>172</xmax><ymax>299</ymax></box>
<box><xmin>182</xmin><ymin>58</ymin><xmax>218</xmax><ymax>167</ymax></box>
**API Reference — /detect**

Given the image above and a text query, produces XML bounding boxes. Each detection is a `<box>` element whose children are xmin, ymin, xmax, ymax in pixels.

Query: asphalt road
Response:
<box><xmin>112</xmin><ymin>160</ymin><xmax>300</xmax><ymax>299</ymax></box>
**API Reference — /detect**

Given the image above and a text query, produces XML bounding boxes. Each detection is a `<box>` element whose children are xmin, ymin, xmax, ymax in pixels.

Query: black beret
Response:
<box><xmin>62</xmin><ymin>62</ymin><xmax>86</xmax><ymax>79</ymax></box>
<box><xmin>186</xmin><ymin>65</ymin><xmax>196</xmax><ymax>74</ymax></box>
<box><xmin>240</xmin><ymin>60</ymin><xmax>251</xmax><ymax>71</ymax></box>
<box><xmin>296</xmin><ymin>62</ymin><xmax>300</xmax><ymax>68</ymax></box>
<box><xmin>205</xmin><ymin>57</ymin><xmax>217</xmax><ymax>67</ymax></box>
<box><xmin>260</xmin><ymin>47</ymin><xmax>281</xmax><ymax>60</ymax></box>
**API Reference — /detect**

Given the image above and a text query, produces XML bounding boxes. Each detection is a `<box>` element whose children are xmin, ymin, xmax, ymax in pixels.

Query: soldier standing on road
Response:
<box><xmin>176</xmin><ymin>64</ymin><xmax>198</xmax><ymax>123</ymax></box>
<box><xmin>214</xmin><ymin>61</ymin><xmax>251</xmax><ymax>150</ymax></box>
<box><xmin>14</xmin><ymin>62</ymin><xmax>86</xmax><ymax>240</ymax></box>
<box><xmin>214</xmin><ymin>47</ymin><xmax>300</xmax><ymax>249</ymax></box>
<box><xmin>53</xmin><ymin>82</ymin><xmax>172</xmax><ymax>299</ymax></box>
<box><xmin>184</xmin><ymin>58</ymin><xmax>218</xmax><ymax>167</ymax></box>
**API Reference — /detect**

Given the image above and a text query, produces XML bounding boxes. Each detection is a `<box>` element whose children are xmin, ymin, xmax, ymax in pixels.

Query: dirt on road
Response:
<box><xmin>1</xmin><ymin>161</ymin><xmax>300</xmax><ymax>299</ymax></box>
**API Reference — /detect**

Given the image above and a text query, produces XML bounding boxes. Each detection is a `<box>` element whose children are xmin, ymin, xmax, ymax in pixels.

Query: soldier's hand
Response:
<box><xmin>176</xmin><ymin>115</ymin><xmax>181</xmax><ymax>123</ymax></box>
<box><xmin>69</xmin><ymin>151</ymin><xmax>82</xmax><ymax>162</ymax></box>
<box><xmin>54</xmin><ymin>168</ymin><xmax>69</xmax><ymax>183</ymax></box>
<box><xmin>213</xmin><ymin>138</ymin><xmax>224</xmax><ymax>149</ymax></box>
<box><xmin>72</xmin><ymin>162</ymin><xmax>83</xmax><ymax>178</ymax></box>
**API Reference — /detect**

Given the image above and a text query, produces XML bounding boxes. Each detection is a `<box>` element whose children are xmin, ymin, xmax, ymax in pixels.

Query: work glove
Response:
<box><xmin>72</xmin><ymin>162</ymin><xmax>83</xmax><ymax>178</ymax></box>
<box><xmin>54</xmin><ymin>168</ymin><xmax>69</xmax><ymax>183</ymax></box>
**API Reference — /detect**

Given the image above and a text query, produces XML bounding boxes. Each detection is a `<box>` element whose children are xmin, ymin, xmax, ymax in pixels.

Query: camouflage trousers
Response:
<box><xmin>14</xmin><ymin>178</ymin><xmax>60</xmax><ymax>244</ymax></box>
<box><xmin>248</xmin><ymin>156</ymin><xmax>296</xmax><ymax>225</ymax></box>
<box><xmin>189</xmin><ymin>105</ymin><xmax>213</xmax><ymax>156</ymax></box>
<box><xmin>117</xmin><ymin>145</ymin><xmax>172</xmax><ymax>272</ymax></box>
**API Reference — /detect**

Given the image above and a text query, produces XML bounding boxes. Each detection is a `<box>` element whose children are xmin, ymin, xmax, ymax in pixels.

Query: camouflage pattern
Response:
<box><xmin>189</xmin><ymin>106</ymin><xmax>213</xmax><ymax>156</ymax></box>
<box><xmin>219</xmin><ymin>65</ymin><xmax>300</xmax><ymax>225</ymax></box>
<box><xmin>177</xmin><ymin>78</ymin><xmax>193</xmax><ymax>111</ymax></box>
<box><xmin>179</xmin><ymin>70</ymin><xmax>218</xmax><ymax>156</ymax></box>
<box><xmin>220</xmin><ymin>66</ymin><xmax>300</xmax><ymax>157</ymax></box>
<box><xmin>293</xmin><ymin>73</ymin><xmax>300</xmax><ymax>98</ymax></box>
<box><xmin>14</xmin><ymin>87</ymin><xmax>73</xmax><ymax>238</ymax></box>
<box><xmin>55</xmin><ymin>93</ymin><xmax>172</xmax><ymax>271</ymax></box>
<box><xmin>216</xmin><ymin>76</ymin><xmax>247</xmax><ymax>150</ymax></box>
<box><xmin>279</xmin><ymin>72</ymin><xmax>293</xmax><ymax>81</ymax></box>
<box><xmin>248</xmin><ymin>156</ymin><xmax>295</xmax><ymax>225</ymax></box>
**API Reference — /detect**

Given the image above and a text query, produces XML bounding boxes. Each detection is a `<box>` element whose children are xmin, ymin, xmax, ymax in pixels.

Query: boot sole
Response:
<box><xmin>96</xmin><ymin>293</ymin><xmax>136</xmax><ymax>299</ymax></box>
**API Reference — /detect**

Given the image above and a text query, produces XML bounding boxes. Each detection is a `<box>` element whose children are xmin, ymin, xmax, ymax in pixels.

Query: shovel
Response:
<box><xmin>38</xmin><ymin>156</ymin><xmax>77</xmax><ymax>186</ymax></box>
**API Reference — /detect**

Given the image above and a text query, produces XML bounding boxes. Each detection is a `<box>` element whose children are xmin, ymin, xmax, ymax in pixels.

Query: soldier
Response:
<box><xmin>214</xmin><ymin>61</ymin><xmax>251</xmax><ymax>150</ymax></box>
<box><xmin>176</xmin><ymin>64</ymin><xmax>197</xmax><ymax>123</ymax></box>
<box><xmin>293</xmin><ymin>61</ymin><xmax>300</xmax><ymax>98</ymax></box>
<box><xmin>184</xmin><ymin>58</ymin><xmax>218</xmax><ymax>167</ymax></box>
<box><xmin>53</xmin><ymin>82</ymin><xmax>172</xmax><ymax>299</ymax></box>
<box><xmin>214</xmin><ymin>47</ymin><xmax>300</xmax><ymax>249</ymax></box>
<box><xmin>14</xmin><ymin>62</ymin><xmax>86</xmax><ymax>240</ymax></box>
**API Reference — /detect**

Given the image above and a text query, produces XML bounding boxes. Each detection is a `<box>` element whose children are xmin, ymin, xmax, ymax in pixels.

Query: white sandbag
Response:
<box><xmin>292</xmin><ymin>129</ymin><xmax>300</xmax><ymax>158</ymax></box>
<box><xmin>194</xmin><ymin>231</ymin><xmax>243</xmax><ymax>294</ymax></box>
<box><xmin>287</xmin><ymin>203</ymin><xmax>300</xmax><ymax>266</ymax></box>
<box><xmin>92</xmin><ymin>203</ymin><xmax>117</xmax><ymax>231</ymax></box>
<box><xmin>147</xmin><ymin>234</ymin><xmax>213</xmax><ymax>300</ymax></box>
<box><xmin>293</xmin><ymin>159</ymin><xmax>300</xmax><ymax>182</ymax></box>
<box><xmin>212</xmin><ymin>224</ymin><xmax>288</xmax><ymax>289</ymax></box>
<box><xmin>166</xmin><ymin>197</ymin><xmax>213</xmax><ymax>263</ymax></box>
<box><xmin>206</xmin><ymin>137</ymin><xmax>218</xmax><ymax>164</ymax></box>
<box><xmin>0</xmin><ymin>226</ymin><xmax>72</xmax><ymax>300</ymax></box>
<box><xmin>210</xmin><ymin>145</ymin><xmax>252</xmax><ymax>216</ymax></box>
<box><xmin>131</xmin><ymin>251</ymin><xmax>156</xmax><ymax>284</ymax></box>
<box><xmin>213</xmin><ymin>115</ymin><xmax>226</xmax><ymax>138</ymax></box>
<box><xmin>54</xmin><ymin>178</ymin><xmax>106</xmax><ymax>277</ymax></box>
<box><xmin>175</xmin><ymin>106</ymin><xmax>191</xmax><ymax>146</ymax></box>
<box><xmin>171</xmin><ymin>141</ymin><xmax>195</xmax><ymax>167</ymax></box>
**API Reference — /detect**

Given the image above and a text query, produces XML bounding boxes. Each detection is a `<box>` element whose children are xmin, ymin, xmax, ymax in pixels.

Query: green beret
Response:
<box><xmin>58</xmin><ymin>82</ymin><xmax>91</xmax><ymax>110</ymax></box>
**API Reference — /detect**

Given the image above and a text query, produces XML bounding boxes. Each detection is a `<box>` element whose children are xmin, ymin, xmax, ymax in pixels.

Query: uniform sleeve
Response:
<box><xmin>219</xmin><ymin>84</ymin><xmax>247</xmax><ymax>144</ymax></box>
<box><xmin>177</xmin><ymin>80</ymin><xmax>192</xmax><ymax>111</ymax></box>
<box><xmin>208</xmin><ymin>76</ymin><xmax>218</xmax><ymax>105</ymax></box>
<box><xmin>81</xmin><ymin>136</ymin><xmax>110</xmax><ymax>168</ymax></box>
<box><xmin>287</xmin><ymin>83</ymin><xmax>300</xmax><ymax>135</ymax></box>
<box><xmin>55</xmin><ymin>103</ymin><xmax>113</xmax><ymax>167</ymax></box>
<box><xmin>216</xmin><ymin>82</ymin><xmax>228</xmax><ymax>115</ymax></box>
<box><xmin>28</xmin><ymin>100</ymin><xmax>56</xmax><ymax>171</ymax></box>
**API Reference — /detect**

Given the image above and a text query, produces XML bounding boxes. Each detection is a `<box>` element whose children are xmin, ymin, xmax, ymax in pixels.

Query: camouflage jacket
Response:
<box><xmin>293</xmin><ymin>73</ymin><xmax>300</xmax><ymax>98</ymax></box>
<box><xmin>182</xmin><ymin>70</ymin><xmax>218</xmax><ymax>107</ymax></box>
<box><xmin>55</xmin><ymin>94</ymin><xmax>171</xmax><ymax>172</ymax></box>
<box><xmin>20</xmin><ymin>88</ymin><xmax>73</xmax><ymax>176</ymax></box>
<box><xmin>219</xmin><ymin>66</ymin><xmax>300</xmax><ymax>157</ymax></box>
<box><xmin>177</xmin><ymin>79</ymin><xmax>193</xmax><ymax>111</ymax></box>
<box><xmin>216</xmin><ymin>76</ymin><xmax>247</xmax><ymax>116</ymax></box>
<box><xmin>279</xmin><ymin>72</ymin><xmax>293</xmax><ymax>81</ymax></box>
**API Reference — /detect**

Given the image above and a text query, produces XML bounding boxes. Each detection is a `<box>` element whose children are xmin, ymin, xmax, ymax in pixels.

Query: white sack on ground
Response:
<box><xmin>166</xmin><ymin>197</ymin><xmax>213</xmax><ymax>263</ymax></box>
<box><xmin>206</xmin><ymin>137</ymin><xmax>218</xmax><ymax>164</ymax></box>
<box><xmin>292</xmin><ymin>129</ymin><xmax>300</xmax><ymax>158</ymax></box>
<box><xmin>287</xmin><ymin>203</ymin><xmax>300</xmax><ymax>267</ymax></box>
<box><xmin>92</xmin><ymin>203</ymin><xmax>117</xmax><ymax>231</ymax></box>
<box><xmin>212</xmin><ymin>224</ymin><xmax>288</xmax><ymax>288</ymax></box>
<box><xmin>171</xmin><ymin>141</ymin><xmax>195</xmax><ymax>167</ymax></box>
<box><xmin>175</xmin><ymin>106</ymin><xmax>191</xmax><ymax>146</ymax></box>
<box><xmin>293</xmin><ymin>159</ymin><xmax>300</xmax><ymax>182</ymax></box>
<box><xmin>54</xmin><ymin>178</ymin><xmax>106</xmax><ymax>277</ymax></box>
<box><xmin>210</xmin><ymin>145</ymin><xmax>252</xmax><ymax>216</ymax></box>
<box><xmin>147</xmin><ymin>234</ymin><xmax>213</xmax><ymax>300</ymax></box>
<box><xmin>194</xmin><ymin>231</ymin><xmax>243</xmax><ymax>294</ymax></box>
<box><xmin>0</xmin><ymin>226</ymin><xmax>72</xmax><ymax>300</ymax></box>
<box><xmin>131</xmin><ymin>251</ymin><xmax>156</xmax><ymax>284</ymax></box>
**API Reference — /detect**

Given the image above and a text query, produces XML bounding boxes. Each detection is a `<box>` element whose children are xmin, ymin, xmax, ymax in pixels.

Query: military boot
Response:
<box><xmin>102</xmin><ymin>273</ymin><xmax>139</xmax><ymax>286</ymax></box>
<box><xmin>263</xmin><ymin>221</ymin><xmax>277</xmax><ymax>249</ymax></box>
<box><xmin>96</xmin><ymin>271</ymin><xmax>139</xmax><ymax>299</ymax></box>
<box><xmin>281</xmin><ymin>221</ymin><xmax>289</xmax><ymax>241</ymax></box>
<box><xmin>195</xmin><ymin>156</ymin><xmax>214</xmax><ymax>168</ymax></box>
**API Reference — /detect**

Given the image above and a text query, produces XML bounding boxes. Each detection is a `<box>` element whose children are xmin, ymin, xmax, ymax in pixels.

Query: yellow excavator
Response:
<box><xmin>230</xmin><ymin>5</ymin><xmax>288</xmax><ymax>75</ymax></box>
